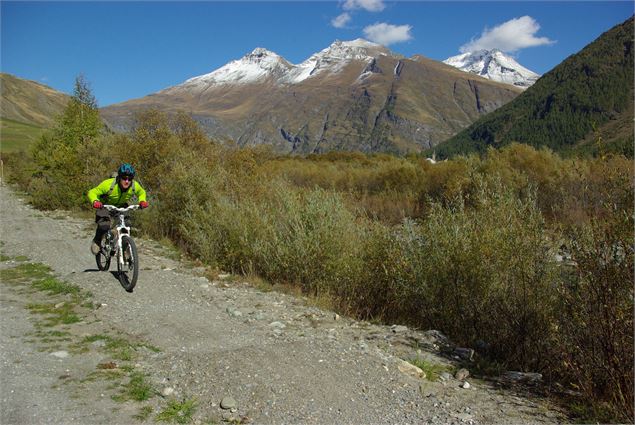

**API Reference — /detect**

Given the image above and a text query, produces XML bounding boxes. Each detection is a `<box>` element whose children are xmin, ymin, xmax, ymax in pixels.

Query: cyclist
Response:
<box><xmin>87</xmin><ymin>163</ymin><xmax>148</xmax><ymax>255</ymax></box>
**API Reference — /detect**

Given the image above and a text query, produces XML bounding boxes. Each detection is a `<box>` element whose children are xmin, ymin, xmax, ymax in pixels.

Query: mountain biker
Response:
<box><xmin>87</xmin><ymin>163</ymin><xmax>148</xmax><ymax>255</ymax></box>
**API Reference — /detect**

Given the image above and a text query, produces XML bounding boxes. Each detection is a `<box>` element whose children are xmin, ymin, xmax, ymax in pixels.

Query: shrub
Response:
<box><xmin>393</xmin><ymin>177</ymin><xmax>558</xmax><ymax>370</ymax></box>
<box><xmin>555</xmin><ymin>211</ymin><xmax>634</xmax><ymax>423</ymax></box>
<box><xmin>261</xmin><ymin>186</ymin><xmax>364</xmax><ymax>296</ymax></box>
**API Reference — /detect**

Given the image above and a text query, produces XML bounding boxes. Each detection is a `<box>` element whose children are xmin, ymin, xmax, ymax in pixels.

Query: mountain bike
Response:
<box><xmin>95</xmin><ymin>205</ymin><xmax>140</xmax><ymax>292</ymax></box>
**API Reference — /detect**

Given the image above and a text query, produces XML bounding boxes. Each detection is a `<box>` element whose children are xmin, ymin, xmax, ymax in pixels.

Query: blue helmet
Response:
<box><xmin>117</xmin><ymin>163</ymin><xmax>135</xmax><ymax>178</ymax></box>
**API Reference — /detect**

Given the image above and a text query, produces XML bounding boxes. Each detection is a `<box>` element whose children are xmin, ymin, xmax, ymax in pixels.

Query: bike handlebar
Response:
<box><xmin>102</xmin><ymin>205</ymin><xmax>141</xmax><ymax>213</ymax></box>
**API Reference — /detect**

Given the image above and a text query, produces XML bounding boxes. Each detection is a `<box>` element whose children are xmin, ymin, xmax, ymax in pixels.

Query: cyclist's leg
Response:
<box><xmin>94</xmin><ymin>209</ymin><xmax>111</xmax><ymax>244</ymax></box>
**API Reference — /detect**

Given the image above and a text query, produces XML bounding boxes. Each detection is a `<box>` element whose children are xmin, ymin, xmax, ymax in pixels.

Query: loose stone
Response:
<box><xmin>269</xmin><ymin>321</ymin><xmax>286</xmax><ymax>329</ymax></box>
<box><xmin>455</xmin><ymin>368</ymin><xmax>470</xmax><ymax>381</ymax></box>
<box><xmin>391</xmin><ymin>325</ymin><xmax>409</xmax><ymax>333</ymax></box>
<box><xmin>397</xmin><ymin>360</ymin><xmax>425</xmax><ymax>378</ymax></box>
<box><xmin>220</xmin><ymin>396</ymin><xmax>237</xmax><ymax>410</ymax></box>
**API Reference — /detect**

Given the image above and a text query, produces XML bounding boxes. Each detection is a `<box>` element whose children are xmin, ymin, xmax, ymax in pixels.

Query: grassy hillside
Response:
<box><xmin>434</xmin><ymin>16</ymin><xmax>634</xmax><ymax>158</ymax></box>
<box><xmin>0</xmin><ymin>73</ymin><xmax>69</xmax><ymax>127</ymax></box>
<box><xmin>0</xmin><ymin>118</ymin><xmax>48</xmax><ymax>153</ymax></box>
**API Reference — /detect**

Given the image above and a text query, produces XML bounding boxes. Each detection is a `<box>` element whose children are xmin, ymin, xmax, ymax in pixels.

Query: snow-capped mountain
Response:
<box><xmin>443</xmin><ymin>49</ymin><xmax>540</xmax><ymax>89</ymax></box>
<box><xmin>178</xmin><ymin>48</ymin><xmax>293</xmax><ymax>88</ymax></box>
<box><xmin>169</xmin><ymin>39</ymin><xmax>395</xmax><ymax>91</ymax></box>
<box><xmin>103</xmin><ymin>39</ymin><xmax>522</xmax><ymax>154</ymax></box>
<box><xmin>284</xmin><ymin>39</ymin><xmax>394</xmax><ymax>83</ymax></box>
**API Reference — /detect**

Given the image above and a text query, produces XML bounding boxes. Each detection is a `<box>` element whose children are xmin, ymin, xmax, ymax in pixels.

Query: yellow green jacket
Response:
<box><xmin>87</xmin><ymin>178</ymin><xmax>147</xmax><ymax>207</ymax></box>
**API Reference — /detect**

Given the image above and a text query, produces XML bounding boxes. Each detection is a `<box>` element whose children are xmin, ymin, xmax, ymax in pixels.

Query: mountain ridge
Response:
<box><xmin>101</xmin><ymin>39</ymin><xmax>522</xmax><ymax>154</ymax></box>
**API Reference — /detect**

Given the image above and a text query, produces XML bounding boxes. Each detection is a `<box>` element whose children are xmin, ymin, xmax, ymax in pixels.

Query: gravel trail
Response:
<box><xmin>0</xmin><ymin>185</ymin><xmax>567</xmax><ymax>424</ymax></box>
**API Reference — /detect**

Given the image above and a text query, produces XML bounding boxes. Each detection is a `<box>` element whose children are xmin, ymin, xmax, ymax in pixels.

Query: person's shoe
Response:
<box><xmin>90</xmin><ymin>241</ymin><xmax>100</xmax><ymax>255</ymax></box>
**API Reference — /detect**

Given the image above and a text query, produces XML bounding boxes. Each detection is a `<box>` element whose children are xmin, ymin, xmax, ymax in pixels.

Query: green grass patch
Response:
<box><xmin>0</xmin><ymin>118</ymin><xmax>48</xmax><ymax>153</ymax></box>
<box><xmin>0</xmin><ymin>262</ymin><xmax>52</xmax><ymax>283</ymax></box>
<box><xmin>31</xmin><ymin>276</ymin><xmax>81</xmax><ymax>296</ymax></box>
<box><xmin>140</xmin><ymin>343</ymin><xmax>162</xmax><ymax>353</ymax></box>
<box><xmin>2</xmin><ymin>262</ymin><xmax>90</xmax><ymax>329</ymax></box>
<box><xmin>14</xmin><ymin>255</ymin><xmax>29</xmax><ymax>262</ymax></box>
<box><xmin>29</xmin><ymin>329</ymin><xmax>72</xmax><ymax>343</ymax></box>
<box><xmin>26</xmin><ymin>302</ymin><xmax>81</xmax><ymax>326</ymax></box>
<box><xmin>408</xmin><ymin>358</ymin><xmax>454</xmax><ymax>382</ymax></box>
<box><xmin>156</xmin><ymin>398</ymin><xmax>197</xmax><ymax>424</ymax></box>
<box><xmin>125</xmin><ymin>372</ymin><xmax>155</xmax><ymax>402</ymax></box>
<box><xmin>83</xmin><ymin>334</ymin><xmax>134</xmax><ymax>360</ymax></box>
<box><xmin>81</xmin><ymin>300</ymin><xmax>96</xmax><ymax>309</ymax></box>
<box><xmin>79</xmin><ymin>334</ymin><xmax>160</xmax><ymax>361</ymax></box>
<box><xmin>568</xmin><ymin>399</ymin><xmax>622</xmax><ymax>424</ymax></box>
<box><xmin>120</xmin><ymin>364</ymin><xmax>135</xmax><ymax>373</ymax></box>
<box><xmin>105</xmin><ymin>337</ymin><xmax>135</xmax><ymax>361</ymax></box>
<box><xmin>112</xmin><ymin>371</ymin><xmax>154</xmax><ymax>403</ymax></box>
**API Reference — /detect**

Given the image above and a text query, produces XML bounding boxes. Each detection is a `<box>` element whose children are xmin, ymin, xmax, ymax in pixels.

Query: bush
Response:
<box><xmin>555</xmin><ymin>211</ymin><xmax>634</xmax><ymax>423</ymax></box>
<box><xmin>390</xmin><ymin>178</ymin><xmax>558</xmax><ymax>369</ymax></box>
<box><xmin>249</xmin><ymin>185</ymin><xmax>365</xmax><ymax>296</ymax></box>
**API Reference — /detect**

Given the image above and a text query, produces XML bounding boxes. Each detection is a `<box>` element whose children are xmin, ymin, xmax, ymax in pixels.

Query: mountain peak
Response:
<box><xmin>443</xmin><ymin>49</ymin><xmax>540</xmax><ymax>89</ymax></box>
<box><xmin>280</xmin><ymin>38</ymin><xmax>396</xmax><ymax>83</ymax></box>
<box><xmin>174</xmin><ymin>39</ymin><xmax>397</xmax><ymax>89</ymax></box>
<box><xmin>322</xmin><ymin>38</ymin><xmax>391</xmax><ymax>59</ymax></box>
<box><xmin>245</xmin><ymin>47</ymin><xmax>284</xmax><ymax>61</ymax></box>
<box><xmin>331</xmin><ymin>38</ymin><xmax>381</xmax><ymax>48</ymax></box>
<box><xmin>179</xmin><ymin>47</ymin><xmax>291</xmax><ymax>88</ymax></box>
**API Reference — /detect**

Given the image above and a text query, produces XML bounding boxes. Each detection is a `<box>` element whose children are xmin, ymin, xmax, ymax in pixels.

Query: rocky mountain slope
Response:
<box><xmin>443</xmin><ymin>49</ymin><xmax>540</xmax><ymax>89</ymax></box>
<box><xmin>435</xmin><ymin>16</ymin><xmax>634</xmax><ymax>158</ymax></box>
<box><xmin>0</xmin><ymin>73</ymin><xmax>69</xmax><ymax>127</ymax></box>
<box><xmin>0</xmin><ymin>185</ymin><xmax>567</xmax><ymax>424</ymax></box>
<box><xmin>101</xmin><ymin>39</ymin><xmax>522</xmax><ymax>154</ymax></box>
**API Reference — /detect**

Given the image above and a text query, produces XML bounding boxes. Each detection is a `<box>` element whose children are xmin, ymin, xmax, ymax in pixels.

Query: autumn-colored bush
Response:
<box><xmin>554</xmin><ymin>211</ymin><xmax>634</xmax><ymax>423</ymax></box>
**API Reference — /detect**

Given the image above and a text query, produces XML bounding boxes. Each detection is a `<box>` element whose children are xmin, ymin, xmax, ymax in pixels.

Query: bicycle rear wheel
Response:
<box><xmin>95</xmin><ymin>234</ymin><xmax>111</xmax><ymax>271</ymax></box>
<box><xmin>117</xmin><ymin>235</ymin><xmax>139</xmax><ymax>292</ymax></box>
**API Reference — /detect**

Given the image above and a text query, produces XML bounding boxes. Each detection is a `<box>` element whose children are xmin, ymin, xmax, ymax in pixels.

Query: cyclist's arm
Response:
<box><xmin>87</xmin><ymin>179</ymin><xmax>114</xmax><ymax>204</ymax></box>
<box><xmin>135</xmin><ymin>182</ymin><xmax>147</xmax><ymax>203</ymax></box>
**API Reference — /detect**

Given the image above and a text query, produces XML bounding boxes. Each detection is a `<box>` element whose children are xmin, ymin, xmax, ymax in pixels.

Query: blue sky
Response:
<box><xmin>2</xmin><ymin>1</ymin><xmax>632</xmax><ymax>106</ymax></box>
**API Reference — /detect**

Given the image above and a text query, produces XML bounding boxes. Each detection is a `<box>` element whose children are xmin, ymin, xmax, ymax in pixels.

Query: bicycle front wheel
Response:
<box><xmin>117</xmin><ymin>235</ymin><xmax>139</xmax><ymax>292</ymax></box>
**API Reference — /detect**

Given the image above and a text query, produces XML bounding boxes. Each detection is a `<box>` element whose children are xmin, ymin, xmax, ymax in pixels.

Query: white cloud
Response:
<box><xmin>343</xmin><ymin>0</ymin><xmax>385</xmax><ymax>13</ymax></box>
<box><xmin>363</xmin><ymin>22</ymin><xmax>413</xmax><ymax>46</ymax></box>
<box><xmin>460</xmin><ymin>16</ymin><xmax>555</xmax><ymax>53</ymax></box>
<box><xmin>331</xmin><ymin>12</ymin><xmax>352</xmax><ymax>29</ymax></box>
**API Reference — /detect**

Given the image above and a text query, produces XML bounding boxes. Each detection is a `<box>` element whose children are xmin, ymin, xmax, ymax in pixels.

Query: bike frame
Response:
<box><xmin>103</xmin><ymin>205</ymin><xmax>139</xmax><ymax>269</ymax></box>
